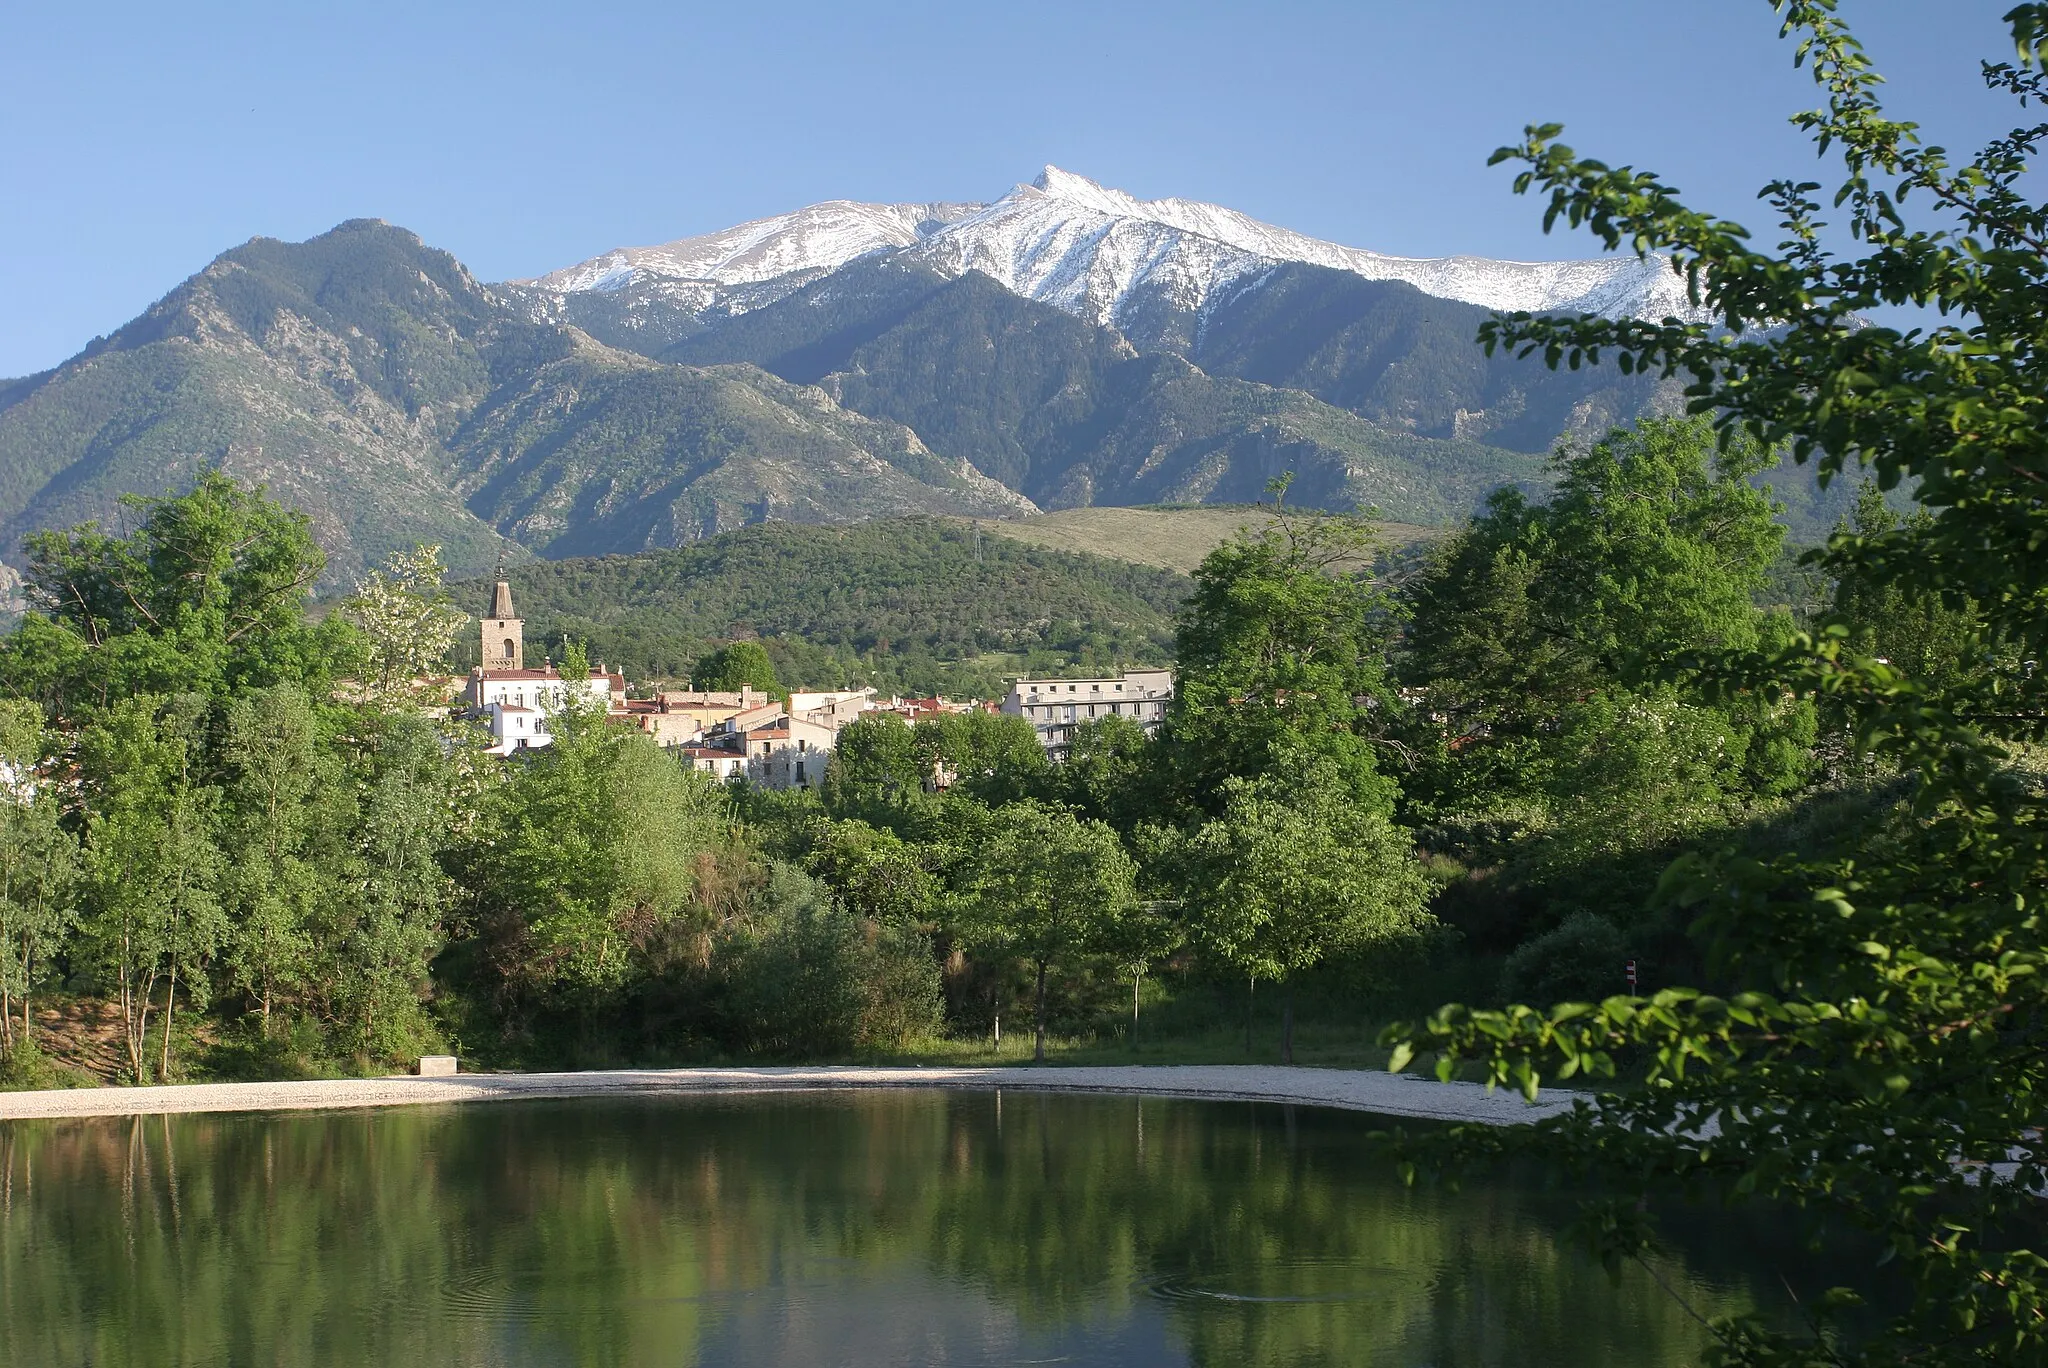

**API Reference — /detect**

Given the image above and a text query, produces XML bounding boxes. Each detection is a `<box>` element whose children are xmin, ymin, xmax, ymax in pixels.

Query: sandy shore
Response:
<box><xmin>0</xmin><ymin>1064</ymin><xmax>1574</xmax><ymax>1126</ymax></box>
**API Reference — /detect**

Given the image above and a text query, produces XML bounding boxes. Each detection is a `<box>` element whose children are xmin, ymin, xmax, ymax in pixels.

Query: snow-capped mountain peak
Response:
<box><xmin>522</xmin><ymin>167</ymin><xmax>1702</xmax><ymax>330</ymax></box>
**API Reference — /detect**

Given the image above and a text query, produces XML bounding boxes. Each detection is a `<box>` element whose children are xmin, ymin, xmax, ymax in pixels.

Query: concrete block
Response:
<box><xmin>417</xmin><ymin>1055</ymin><xmax>458</xmax><ymax>1077</ymax></box>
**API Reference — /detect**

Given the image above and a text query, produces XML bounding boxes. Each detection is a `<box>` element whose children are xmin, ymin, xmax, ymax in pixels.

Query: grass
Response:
<box><xmin>971</xmin><ymin>505</ymin><xmax>1440</xmax><ymax>575</ymax></box>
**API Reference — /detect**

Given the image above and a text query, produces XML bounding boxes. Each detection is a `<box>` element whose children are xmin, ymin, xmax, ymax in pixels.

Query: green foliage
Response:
<box><xmin>803</xmin><ymin>819</ymin><xmax>943</xmax><ymax>930</ymax></box>
<box><xmin>4</xmin><ymin>472</ymin><xmax>344</xmax><ymax>711</ymax></box>
<box><xmin>1382</xmin><ymin>9</ymin><xmax>2048</xmax><ymax>1364</ymax></box>
<box><xmin>478</xmin><ymin>515</ymin><xmax>1186</xmax><ymax>690</ymax></box>
<box><xmin>716</xmin><ymin>864</ymin><xmax>943</xmax><ymax>1056</ymax></box>
<box><xmin>1161</xmin><ymin>487</ymin><xmax>1400</xmax><ymax>815</ymax></box>
<box><xmin>76</xmin><ymin>694</ymin><xmax>228</xmax><ymax>1082</ymax></box>
<box><xmin>0</xmin><ymin>700</ymin><xmax>77</xmax><ymax>1052</ymax></box>
<box><xmin>1399</xmin><ymin>419</ymin><xmax>1817</xmax><ymax>930</ymax></box>
<box><xmin>1169</xmin><ymin>753</ymin><xmax>1433</xmax><ymax>1061</ymax></box>
<box><xmin>822</xmin><ymin>714</ymin><xmax>926</xmax><ymax>808</ymax></box>
<box><xmin>915</xmin><ymin>710</ymin><xmax>1051</xmax><ymax>806</ymax></box>
<box><xmin>1827</xmin><ymin>482</ymin><xmax>1984</xmax><ymax>698</ymax></box>
<box><xmin>1497</xmin><ymin>912</ymin><xmax>1629</xmax><ymax>1006</ymax></box>
<box><xmin>951</xmin><ymin>800</ymin><xmax>1140</xmax><ymax>1061</ymax></box>
<box><xmin>469</xmin><ymin>714</ymin><xmax>730</xmax><ymax>1010</ymax></box>
<box><xmin>690</xmin><ymin>640</ymin><xmax>780</xmax><ymax>695</ymax></box>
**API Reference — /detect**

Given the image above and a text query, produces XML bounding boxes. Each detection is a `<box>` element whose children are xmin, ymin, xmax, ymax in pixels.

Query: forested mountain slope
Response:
<box><xmin>469</xmin><ymin>515</ymin><xmax>1189</xmax><ymax>687</ymax></box>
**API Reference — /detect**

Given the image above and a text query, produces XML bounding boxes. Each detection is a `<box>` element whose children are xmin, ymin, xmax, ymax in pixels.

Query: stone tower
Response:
<box><xmin>482</xmin><ymin>580</ymin><xmax>522</xmax><ymax>671</ymax></box>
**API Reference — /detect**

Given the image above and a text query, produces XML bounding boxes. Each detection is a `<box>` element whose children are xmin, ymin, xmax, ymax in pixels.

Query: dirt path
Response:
<box><xmin>0</xmin><ymin>1064</ymin><xmax>1574</xmax><ymax>1126</ymax></box>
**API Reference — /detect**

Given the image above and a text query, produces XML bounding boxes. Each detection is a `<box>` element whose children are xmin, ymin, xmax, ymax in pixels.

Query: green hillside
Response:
<box><xmin>978</xmin><ymin>505</ymin><xmax>1439</xmax><ymax>574</ymax></box>
<box><xmin>468</xmin><ymin>515</ymin><xmax>1192</xmax><ymax>695</ymax></box>
<box><xmin>451</xmin><ymin>342</ymin><xmax>1026</xmax><ymax>556</ymax></box>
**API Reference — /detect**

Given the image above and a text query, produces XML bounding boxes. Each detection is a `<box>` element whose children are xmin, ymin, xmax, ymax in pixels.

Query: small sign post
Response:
<box><xmin>1625</xmin><ymin>960</ymin><xmax>1638</xmax><ymax>998</ymax></box>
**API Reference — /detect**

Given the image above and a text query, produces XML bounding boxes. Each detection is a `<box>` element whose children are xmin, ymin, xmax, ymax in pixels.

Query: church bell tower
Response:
<box><xmin>482</xmin><ymin>580</ymin><xmax>523</xmax><ymax>671</ymax></box>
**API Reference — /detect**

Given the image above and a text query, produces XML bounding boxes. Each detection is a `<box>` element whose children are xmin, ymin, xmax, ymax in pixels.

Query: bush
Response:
<box><xmin>0</xmin><ymin>1041</ymin><xmax>88</xmax><ymax>1091</ymax></box>
<box><xmin>1498</xmin><ymin>912</ymin><xmax>1630</xmax><ymax>1006</ymax></box>
<box><xmin>716</xmin><ymin>865</ymin><xmax>942</xmax><ymax>1057</ymax></box>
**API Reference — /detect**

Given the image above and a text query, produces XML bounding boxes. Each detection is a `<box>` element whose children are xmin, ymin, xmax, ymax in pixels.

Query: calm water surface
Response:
<box><xmin>1</xmin><ymin>1091</ymin><xmax>1802</xmax><ymax>1366</ymax></box>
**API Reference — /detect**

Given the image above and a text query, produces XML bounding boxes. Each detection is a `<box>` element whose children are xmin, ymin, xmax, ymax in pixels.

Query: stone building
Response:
<box><xmin>481</xmin><ymin>580</ymin><xmax>522</xmax><ymax>671</ymax></box>
<box><xmin>1000</xmin><ymin>668</ymin><xmax>1174</xmax><ymax>759</ymax></box>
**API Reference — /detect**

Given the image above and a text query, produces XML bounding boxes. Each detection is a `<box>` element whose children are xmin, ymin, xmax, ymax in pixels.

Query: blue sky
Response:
<box><xmin>0</xmin><ymin>1</ymin><xmax>2022</xmax><ymax>376</ymax></box>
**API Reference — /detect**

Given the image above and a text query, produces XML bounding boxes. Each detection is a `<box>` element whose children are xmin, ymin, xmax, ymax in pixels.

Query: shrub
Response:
<box><xmin>1497</xmin><ymin>912</ymin><xmax>1628</xmax><ymax>1006</ymax></box>
<box><xmin>717</xmin><ymin>865</ymin><xmax>941</xmax><ymax>1057</ymax></box>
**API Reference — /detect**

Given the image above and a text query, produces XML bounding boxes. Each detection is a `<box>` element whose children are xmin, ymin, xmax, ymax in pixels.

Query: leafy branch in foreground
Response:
<box><xmin>1385</xmin><ymin>5</ymin><xmax>2048</xmax><ymax>1365</ymax></box>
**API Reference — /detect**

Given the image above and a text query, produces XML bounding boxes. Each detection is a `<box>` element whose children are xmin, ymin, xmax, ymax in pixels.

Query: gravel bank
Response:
<box><xmin>0</xmin><ymin>1065</ymin><xmax>1573</xmax><ymax>1126</ymax></box>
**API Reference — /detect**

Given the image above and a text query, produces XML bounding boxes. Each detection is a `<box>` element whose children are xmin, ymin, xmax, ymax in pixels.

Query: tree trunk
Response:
<box><xmin>160</xmin><ymin>964</ymin><xmax>177</xmax><ymax>1082</ymax></box>
<box><xmin>1281</xmin><ymin>984</ymin><xmax>1295</xmax><ymax>1066</ymax></box>
<box><xmin>1245</xmin><ymin>975</ymin><xmax>1256</xmax><ymax>1054</ymax></box>
<box><xmin>1033</xmin><ymin>959</ymin><xmax>1048</xmax><ymax>1064</ymax></box>
<box><xmin>1131</xmin><ymin>968</ymin><xmax>1142</xmax><ymax>1051</ymax></box>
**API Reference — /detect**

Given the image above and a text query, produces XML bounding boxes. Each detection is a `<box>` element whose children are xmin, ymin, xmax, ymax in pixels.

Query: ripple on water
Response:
<box><xmin>1144</xmin><ymin>1257</ymin><xmax>1370</xmax><ymax>1306</ymax></box>
<box><xmin>438</xmin><ymin>1268</ymin><xmax>573</xmax><ymax>1323</ymax></box>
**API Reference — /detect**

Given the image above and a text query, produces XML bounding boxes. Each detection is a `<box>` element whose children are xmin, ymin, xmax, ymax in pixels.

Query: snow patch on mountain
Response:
<box><xmin>522</xmin><ymin>199</ymin><xmax>980</xmax><ymax>307</ymax></box>
<box><xmin>522</xmin><ymin>167</ymin><xmax>1703</xmax><ymax>329</ymax></box>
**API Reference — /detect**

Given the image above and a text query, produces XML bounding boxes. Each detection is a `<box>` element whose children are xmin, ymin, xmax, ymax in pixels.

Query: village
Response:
<box><xmin>459</xmin><ymin>579</ymin><xmax>1178</xmax><ymax>784</ymax></box>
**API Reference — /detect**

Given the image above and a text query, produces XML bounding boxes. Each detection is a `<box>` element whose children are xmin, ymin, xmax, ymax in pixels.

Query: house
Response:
<box><xmin>1000</xmin><ymin>668</ymin><xmax>1174</xmax><ymax>759</ymax></box>
<box><xmin>679</xmin><ymin>746</ymin><xmax>747</xmax><ymax>781</ymax></box>
<box><xmin>651</xmin><ymin>687</ymin><xmax>776</xmax><ymax>737</ymax></box>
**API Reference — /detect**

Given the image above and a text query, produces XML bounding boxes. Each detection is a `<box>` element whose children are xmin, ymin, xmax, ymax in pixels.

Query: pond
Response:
<box><xmin>1</xmin><ymin>1090</ymin><xmax>1814</xmax><ymax>1366</ymax></box>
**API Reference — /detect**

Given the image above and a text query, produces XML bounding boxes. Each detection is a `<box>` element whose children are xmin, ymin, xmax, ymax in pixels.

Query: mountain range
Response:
<box><xmin>0</xmin><ymin>166</ymin><xmax>1818</xmax><ymax>591</ymax></box>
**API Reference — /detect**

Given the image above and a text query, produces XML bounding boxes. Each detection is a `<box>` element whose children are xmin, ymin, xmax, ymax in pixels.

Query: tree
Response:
<box><xmin>1161</xmin><ymin>483</ymin><xmax>1400</xmax><ymax>818</ymax></box>
<box><xmin>6</xmin><ymin>472</ymin><xmax>340</xmax><ymax>710</ymax></box>
<box><xmin>806</xmin><ymin>819</ymin><xmax>943</xmax><ymax>931</ymax></box>
<box><xmin>329</xmin><ymin>713</ymin><xmax>461</xmax><ymax>1060</ymax></box>
<box><xmin>914</xmin><ymin>709</ymin><xmax>1050</xmax><ymax>806</ymax></box>
<box><xmin>691</xmin><ymin>641</ymin><xmax>779</xmax><ymax>695</ymax></box>
<box><xmin>77</xmin><ymin>696</ymin><xmax>227</xmax><ymax>1082</ymax></box>
<box><xmin>1093</xmin><ymin>894</ymin><xmax>1182</xmax><ymax>1050</ymax></box>
<box><xmin>1828</xmin><ymin>482</ymin><xmax>1984</xmax><ymax>699</ymax></box>
<box><xmin>220</xmin><ymin>683</ymin><xmax>331</xmax><ymax>1033</ymax></box>
<box><xmin>1384</xmin><ymin>8</ymin><xmax>2048</xmax><ymax>1363</ymax></box>
<box><xmin>0</xmin><ymin>701</ymin><xmax>77</xmax><ymax>1053</ymax></box>
<box><xmin>343</xmin><ymin>543</ymin><xmax>467</xmax><ymax>704</ymax></box>
<box><xmin>475</xmin><ymin>708</ymin><xmax>729</xmax><ymax>1015</ymax></box>
<box><xmin>952</xmin><ymin>801</ymin><xmax>1137</xmax><ymax>1062</ymax></box>
<box><xmin>1056</xmin><ymin>713</ymin><xmax>1157</xmax><ymax>833</ymax></box>
<box><xmin>1402</xmin><ymin>417</ymin><xmax>1807</xmax><ymax>821</ymax></box>
<box><xmin>822</xmin><ymin>713</ymin><xmax>926</xmax><ymax>810</ymax></box>
<box><xmin>1177</xmin><ymin>753</ymin><xmax>1431</xmax><ymax>1063</ymax></box>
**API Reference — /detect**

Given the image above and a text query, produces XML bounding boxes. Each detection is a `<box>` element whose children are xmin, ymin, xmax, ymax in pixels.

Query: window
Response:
<box><xmin>796</xmin><ymin>761</ymin><xmax>807</xmax><ymax>784</ymax></box>
<box><xmin>503</xmin><ymin>638</ymin><xmax>515</xmax><ymax>659</ymax></box>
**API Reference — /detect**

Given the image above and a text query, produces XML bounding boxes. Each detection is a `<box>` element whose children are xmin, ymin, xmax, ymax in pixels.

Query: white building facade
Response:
<box><xmin>1001</xmin><ymin>668</ymin><xmax>1174</xmax><ymax>759</ymax></box>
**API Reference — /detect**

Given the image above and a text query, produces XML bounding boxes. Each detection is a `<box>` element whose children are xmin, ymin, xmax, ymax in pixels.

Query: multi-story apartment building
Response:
<box><xmin>1000</xmin><ymin>668</ymin><xmax>1174</xmax><ymax>759</ymax></box>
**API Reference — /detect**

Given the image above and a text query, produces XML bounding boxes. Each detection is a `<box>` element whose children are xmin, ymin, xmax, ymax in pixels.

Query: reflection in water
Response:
<box><xmin>0</xmin><ymin>1091</ymin><xmax>1786</xmax><ymax>1366</ymax></box>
